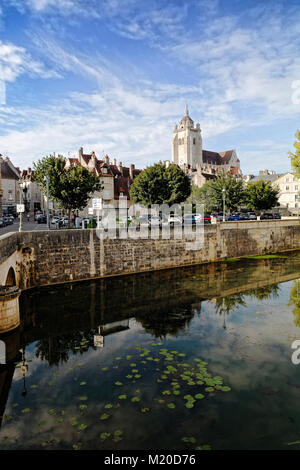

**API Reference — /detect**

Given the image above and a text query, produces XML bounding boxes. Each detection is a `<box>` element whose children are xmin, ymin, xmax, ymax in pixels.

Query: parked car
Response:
<box><xmin>183</xmin><ymin>214</ymin><xmax>196</xmax><ymax>225</ymax></box>
<box><xmin>203</xmin><ymin>214</ymin><xmax>211</xmax><ymax>224</ymax></box>
<box><xmin>260</xmin><ymin>213</ymin><xmax>273</xmax><ymax>220</ymax></box>
<box><xmin>50</xmin><ymin>216</ymin><xmax>60</xmax><ymax>226</ymax></box>
<box><xmin>0</xmin><ymin>218</ymin><xmax>5</xmax><ymax>228</ymax></box>
<box><xmin>273</xmin><ymin>213</ymin><xmax>281</xmax><ymax>219</ymax></box>
<box><xmin>239</xmin><ymin>213</ymin><xmax>250</xmax><ymax>220</ymax></box>
<box><xmin>35</xmin><ymin>211</ymin><xmax>44</xmax><ymax>221</ymax></box>
<box><xmin>226</xmin><ymin>213</ymin><xmax>239</xmax><ymax>221</ymax></box>
<box><xmin>168</xmin><ymin>214</ymin><xmax>182</xmax><ymax>225</ymax></box>
<box><xmin>249</xmin><ymin>212</ymin><xmax>257</xmax><ymax>220</ymax></box>
<box><xmin>60</xmin><ymin>217</ymin><xmax>69</xmax><ymax>227</ymax></box>
<box><xmin>37</xmin><ymin>215</ymin><xmax>47</xmax><ymax>224</ymax></box>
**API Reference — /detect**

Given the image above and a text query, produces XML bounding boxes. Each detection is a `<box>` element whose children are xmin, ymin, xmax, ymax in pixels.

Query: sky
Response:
<box><xmin>0</xmin><ymin>0</ymin><xmax>300</xmax><ymax>174</ymax></box>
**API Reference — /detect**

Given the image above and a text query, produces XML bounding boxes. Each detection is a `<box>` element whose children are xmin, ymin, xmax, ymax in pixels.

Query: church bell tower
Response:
<box><xmin>172</xmin><ymin>105</ymin><xmax>202</xmax><ymax>170</ymax></box>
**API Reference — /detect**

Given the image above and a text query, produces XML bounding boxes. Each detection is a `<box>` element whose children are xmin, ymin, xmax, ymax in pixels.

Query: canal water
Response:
<box><xmin>1</xmin><ymin>252</ymin><xmax>300</xmax><ymax>450</ymax></box>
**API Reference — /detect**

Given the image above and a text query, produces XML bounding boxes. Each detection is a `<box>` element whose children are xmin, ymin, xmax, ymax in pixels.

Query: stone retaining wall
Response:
<box><xmin>1</xmin><ymin>219</ymin><xmax>300</xmax><ymax>289</ymax></box>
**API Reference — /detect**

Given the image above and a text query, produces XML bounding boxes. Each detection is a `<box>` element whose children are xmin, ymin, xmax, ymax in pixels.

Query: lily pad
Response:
<box><xmin>131</xmin><ymin>396</ymin><xmax>140</xmax><ymax>403</ymax></box>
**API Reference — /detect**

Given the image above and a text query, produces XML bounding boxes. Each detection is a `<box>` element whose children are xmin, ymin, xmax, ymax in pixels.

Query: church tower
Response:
<box><xmin>172</xmin><ymin>105</ymin><xmax>202</xmax><ymax>170</ymax></box>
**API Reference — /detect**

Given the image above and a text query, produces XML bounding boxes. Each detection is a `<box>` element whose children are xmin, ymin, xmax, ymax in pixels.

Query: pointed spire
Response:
<box><xmin>185</xmin><ymin>103</ymin><xmax>189</xmax><ymax>116</ymax></box>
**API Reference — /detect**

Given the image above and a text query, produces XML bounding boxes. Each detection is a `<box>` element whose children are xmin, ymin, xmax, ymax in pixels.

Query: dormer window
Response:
<box><xmin>103</xmin><ymin>168</ymin><xmax>107</xmax><ymax>174</ymax></box>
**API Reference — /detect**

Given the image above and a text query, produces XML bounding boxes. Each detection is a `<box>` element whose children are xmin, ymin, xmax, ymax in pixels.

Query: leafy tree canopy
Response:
<box><xmin>289</xmin><ymin>130</ymin><xmax>300</xmax><ymax>178</ymax></box>
<box><xmin>34</xmin><ymin>155</ymin><xmax>102</xmax><ymax>225</ymax></box>
<box><xmin>130</xmin><ymin>163</ymin><xmax>191</xmax><ymax>207</ymax></box>
<box><xmin>192</xmin><ymin>174</ymin><xmax>244</xmax><ymax>213</ymax></box>
<box><xmin>244</xmin><ymin>179</ymin><xmax>279</xmax><ymax>212</ymax></box>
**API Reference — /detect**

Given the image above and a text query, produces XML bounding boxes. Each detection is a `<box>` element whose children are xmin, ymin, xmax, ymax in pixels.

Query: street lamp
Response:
<box><xmin>18</xmin><ymin>180</ymin><xmax>29</xmax><ymax>232</ymax></box>
<box><xmin>44</xmin><ymin>175</ymin><xmax>50</xmax><ymax>230</ymax></box>
<box><xmin>222</xmin><ymin>188</ymin><xmax>226</xmax><ymax>222</ymax></box>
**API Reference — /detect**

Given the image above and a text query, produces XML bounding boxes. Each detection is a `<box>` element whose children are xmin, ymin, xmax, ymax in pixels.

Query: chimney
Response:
<box><xmin>118</xmin><ymin>162</ymin><xmax>123</xmax><ymax>175</ymax></box>
<box><xmin>78</xmin><ymin>147</ymin><xmax>83</xmax><ymax>165</ymax></box>
<box><xmin>129</xmin><ymin>163</ymin><xmax>135</xmax><ymax>179</ymax></box>
<box><xmin>113</xmin><ymin>158</ymin><xmax>116</xmax><ymax>166</ymax></box>
<box><xmin>104</xmin><ymin>154</ymin><xmax>109</xmax><ymax>164</ymax></box>
<box><xmin>90</xmin><ymin>151</ymin><xmax>97</xmax><ymax>168</ymax></box>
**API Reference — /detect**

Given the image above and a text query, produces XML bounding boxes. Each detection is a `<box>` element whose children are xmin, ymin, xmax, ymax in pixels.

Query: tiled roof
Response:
<box><xmin>250</xmin><ymin>174</ymin><xmax>281</xmax><ymax>183</ymax></box>
<box><xmin>114</xmin><ymin>177</ymin><xmax>131</xmax><ymax>200</ymax></box>
<box><xmin>68</xmin><ymin>158</ymin><xmax>80</xmax><ymax>166</ymax></box>
<box><xmin>202</xmin><ymin>149</ymin><xmax>235</xmax><ymax>165</ymax></box>
<box><xmin>218</xmin><ymin>150</ymin><xmax>235</xmax><ymax>163</ymax></box>
<box><xmin>1</xmin><ymin>161</ymin><xmax>19</xmax><ymax>180</ymax></box>
<box><xmin>202</xmin><ymin>150</ymin><xmax>222</xmax><ymax>165</ymax></box>
<box><xmin>68</xmin><ymin>152</ymin><xmax>142</xmax><ymax>200</ymax></box>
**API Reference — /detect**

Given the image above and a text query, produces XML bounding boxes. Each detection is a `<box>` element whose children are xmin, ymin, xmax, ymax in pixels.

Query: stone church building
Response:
<box><xmin>172</xmin><ymin>106</ymin><xmax>241</xmax><ymax>186</ymax></box>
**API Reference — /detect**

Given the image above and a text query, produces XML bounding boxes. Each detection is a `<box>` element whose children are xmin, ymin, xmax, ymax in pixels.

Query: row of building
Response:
<box><xmin>0</xmin><ymin>152</ymin><xmax>143</xmax><ymax>218</ymax></box>
<box><xmin>0</xmin><ymin>107</ymin><xmax>298</xmax><ymax>217</ymax></box>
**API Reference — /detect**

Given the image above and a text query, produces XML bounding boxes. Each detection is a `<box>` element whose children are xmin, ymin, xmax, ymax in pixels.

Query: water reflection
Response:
<box><xmin>289</xmin><ymin>279</ymin><xmax>300</xmax><ymax>327</ymax></box>
<box><xmin>1</xmin><ymin>253</ymin><xmax>300</xmax><ymax>449</ymax></box>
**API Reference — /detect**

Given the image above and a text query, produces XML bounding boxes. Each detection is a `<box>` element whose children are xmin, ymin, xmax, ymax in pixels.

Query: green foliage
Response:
<box><xmin>244</xmin><ymin>180</ymin><xmax>279</xmax><ymax>212</ymax></box>
<box><xmin>193</xmin><ymin>174</ymin><xmax>244</xmax><ymax>213</ymax></box>
<box><xmin>130</xmin><ymin>163</ymin><xmax>191</xmax><ymax>207</ymax></box>
<box><xmin>34</xmin><ymin>155</ymin><xmax>102</xmax><ymax>222</ymax></box>
<box><xmin>289</xmin><ymin>130</ymin><xmax>300</xmax><ymax>178</ymax></box>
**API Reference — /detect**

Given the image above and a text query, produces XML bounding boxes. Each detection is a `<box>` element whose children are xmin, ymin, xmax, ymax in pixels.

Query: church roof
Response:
<box><xmin>202</xmin><ymin>149</ymin><xmax>235</xmax><ymax>165</ymax></box>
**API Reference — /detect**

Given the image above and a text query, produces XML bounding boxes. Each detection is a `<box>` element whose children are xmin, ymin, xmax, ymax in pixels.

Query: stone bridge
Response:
<box><xmin>0</xmin><ymin>232</ymin><xmax>36</xmax><ymax>290</ymax></box>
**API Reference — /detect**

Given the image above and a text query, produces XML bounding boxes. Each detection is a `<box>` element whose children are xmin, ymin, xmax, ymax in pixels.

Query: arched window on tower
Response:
<box><xmin>193</xmin><ymin>138</ymin><xmax>196</xmax><ymax>145</ymax></box>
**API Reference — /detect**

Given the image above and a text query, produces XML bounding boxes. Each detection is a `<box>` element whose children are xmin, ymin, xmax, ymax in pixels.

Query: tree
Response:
<box><xmin>186</xmin><ymin>184</ymin><xmax>216</xmax><ymax>213</ymax></box>
<box><xmin>244</xmin><ymin>180</ymin><xmax>279</xmax><ymax>213</ymax></box>
<box><xmin>130</xmin><ymin>163</ymin><xmax>191</xmax><ymax>207</ymax></box>
<box><xmin>289</xmin><ymin>130</ymin><xmax>300</xmax><ymax>177</ymax></box>
<box><xmin>192</xmin><ymin>173</ymin><xmax>244</xmax><ymax>214</ymax></box>
<box><xmin>34</xmin><ymin>155</ymin><xmax>102</xmax><ymax>227</ymax></box>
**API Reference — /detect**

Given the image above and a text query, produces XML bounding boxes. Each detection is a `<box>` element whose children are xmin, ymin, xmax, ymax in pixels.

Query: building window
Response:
<box><xmin>193</xmin><ymin>138</ymin><xmax>196</xmax><ymax>145</ymax></box>
<box><xmin>296</xmin><ymin>195</ymin><xmax>299</xmax><ymax>200</ymax></box>
<box><xmin>8</xmin><ymin>190</ymin><xmax>13</xmax><ymax>201</ymax></box>
<box><xmin>286</xmin><ymin>186</ymin><xmax>289</xmax><ymax>190</ymax></box>
<box><xmin>286</xmin><ymin>178</ymin><xmax>289</xmax><ymax>182</ymax></box>
<box><xmin>295</xmin><ymin>185</ymin><xmax>298</xmax><ymax>190</ymax></box>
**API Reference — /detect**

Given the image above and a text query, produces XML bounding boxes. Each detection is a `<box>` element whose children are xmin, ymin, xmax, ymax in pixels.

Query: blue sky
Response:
<box><xmin>0</xmin><ymin>0</ymin><xmax>300</xmax><ymax>174</ymax></box>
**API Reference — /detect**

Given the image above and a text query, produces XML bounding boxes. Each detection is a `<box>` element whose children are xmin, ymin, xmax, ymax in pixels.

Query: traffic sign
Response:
<box><xmin>92</xmin><ymin>198</ymin><xmax>102</xmax><ymax>210</ymax></box>
<box><xmin>17</xmin><ymin>204</ymin><xmax>25</xmax><ymax>213</ymax></box>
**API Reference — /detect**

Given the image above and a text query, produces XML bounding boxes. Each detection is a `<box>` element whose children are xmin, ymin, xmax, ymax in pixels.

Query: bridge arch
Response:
<box><xmin>5</xmin><ymin>267</ymin><xmax>16</xmax><ymax>287</ymax></box>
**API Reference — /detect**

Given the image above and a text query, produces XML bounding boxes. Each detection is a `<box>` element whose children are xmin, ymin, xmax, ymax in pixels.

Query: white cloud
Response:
<box><xmin>169</xmin><ymin>5</ymin><xmax>300</xmax><ymax>121</ymax></box>
<box><xmin>0</xmin><ymin>40</ymin><xmax>60</xmax><ymax>83</ymax></box>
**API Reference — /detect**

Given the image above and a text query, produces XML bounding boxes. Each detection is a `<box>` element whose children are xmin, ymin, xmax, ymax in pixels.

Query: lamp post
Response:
<box><xmin>18</xmin><ymin>180</ymin><xmax>29</xmax><ymax>232</ymax></box>
<box><xmin>222</xmin><ymin>188</ymin><xmax>226</xmax><ymax>222</ymax></box>
<box><xmin>0</xmin><ymin>154</ymin><xmax>2</xmax><ymax>219</ymax></box>
<box><xmin>44</xmin><ymin>175</ymin><xmax>50</xmax><ymax>230</ymax></box>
